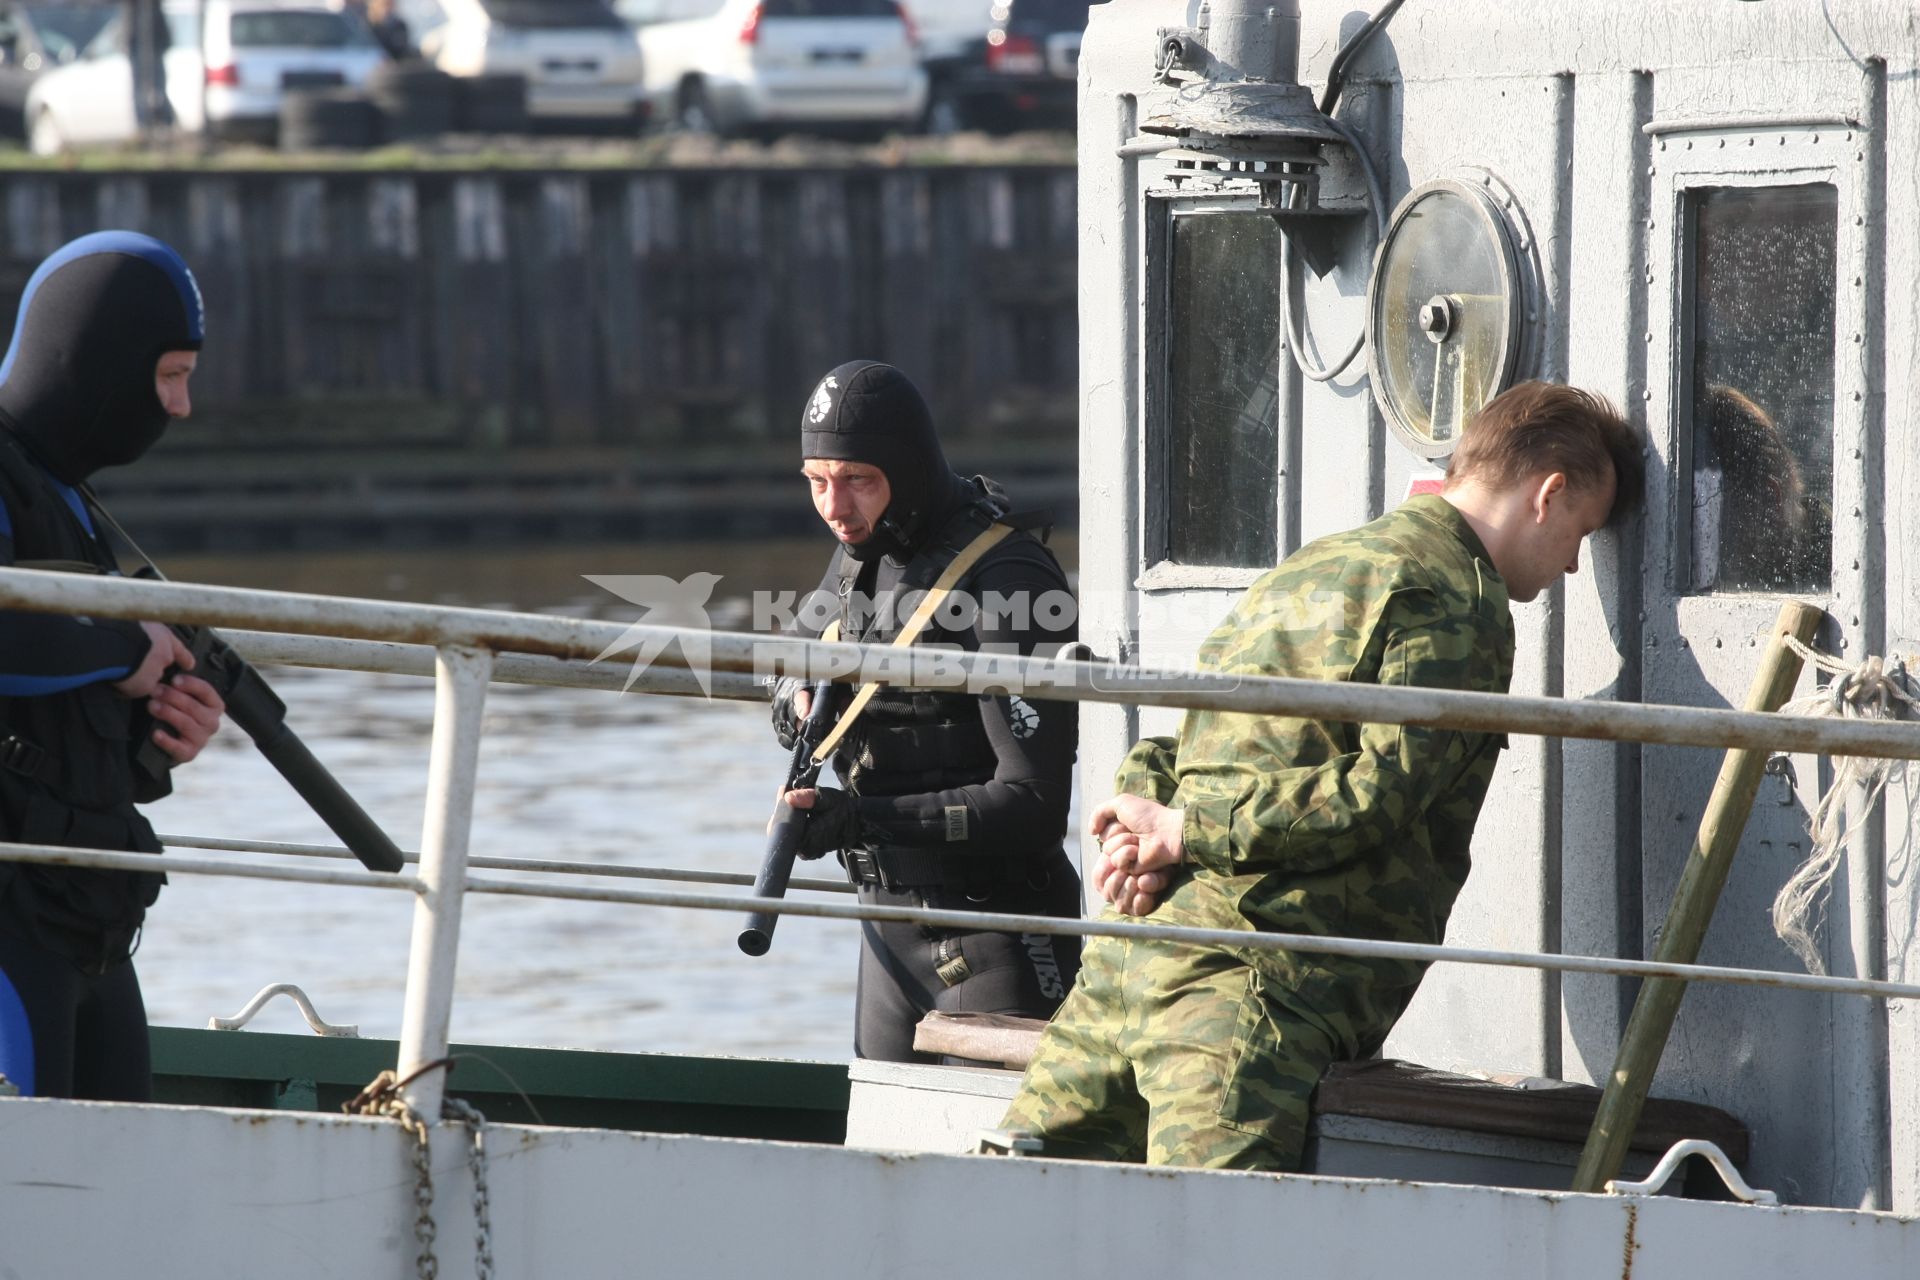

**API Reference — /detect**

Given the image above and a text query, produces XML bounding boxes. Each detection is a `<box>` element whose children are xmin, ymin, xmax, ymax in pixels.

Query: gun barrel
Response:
<box><xmin>739</xmin><ymin>678</ymin><xmax>841</xmax><ymax>956</ymax></box>
<box><xmin>112</xmin><ymin>528</ymin><xmax>406</xmax><ymax>875</ymax></box>
<box><xmin>738</xmin><ymin>799</ymin><xmax>805</xmax><ymax>955</ymax></box>
<box><xmin>255</xmin><ymin>731</ymin><xmax>407</xmax><ymax>873</ymax></box>
<box><xmin>217</xmin><ymin>662</ymin><xmax>288</xmax><ymax>741</ymax></box>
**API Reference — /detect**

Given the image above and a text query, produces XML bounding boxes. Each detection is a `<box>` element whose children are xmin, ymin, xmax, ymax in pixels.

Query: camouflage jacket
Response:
<box><xmin>1116</xmin><ymin>495</ymin><xmax>1515</xmax><ymax>1054</ymax></box>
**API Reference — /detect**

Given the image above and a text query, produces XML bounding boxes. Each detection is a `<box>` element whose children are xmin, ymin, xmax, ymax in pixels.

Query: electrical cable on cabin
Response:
<box><xmin>1281</xmin><ymin>112</ymin><xmax>1388</xmax><ymax>382</ymax></box>
<box><xmin>1318</xmin><ymin>0</ymin><xmax>1412</xmax><ymax>116</ymax></box>
<box><xmin>1277</xmin><ymin>0</ymin><xmax>1409</xmax><ymax>382</ymax></box>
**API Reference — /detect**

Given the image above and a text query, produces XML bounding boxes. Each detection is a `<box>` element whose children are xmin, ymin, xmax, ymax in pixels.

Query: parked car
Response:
<box><xmin>896</xmin><ymin>0</ymin><xmax>985</xmax><ymax>66</ymax></box>
<box><xmin>406</xmin><ymin>0</ymin><xmax>646</xmax><ymax>127</ymax></box>
<box><xmin>924</xmin><ymin>0</ymin><xmax>1087</xmax><ymax>133</ymax></box>
<box><xmin>622</xmin><ymin>0</ymin><xmax>924</xmax><ymax>138</ymax></box>
<box><xmin>0</xmin><ymin>2</ymin><xmax>115</xmax><ymax>137</ymax></box>
<box><xmin>24</xmin><ymin>0</ymin><xmax>388</xmax><ymax>152</ymax></box>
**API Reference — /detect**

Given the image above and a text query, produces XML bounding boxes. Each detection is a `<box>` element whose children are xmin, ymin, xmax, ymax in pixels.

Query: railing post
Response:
<box><xmin>395</xmin><ymin>644</ymin><xmax>494</xmax><ymax>1122</ymax></box>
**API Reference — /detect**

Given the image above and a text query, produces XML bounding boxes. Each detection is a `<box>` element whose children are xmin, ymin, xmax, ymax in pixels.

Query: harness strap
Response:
<box><xmin>811</xmin><ymin>521</ymin><xmax>1012</xmax><ymax>764</ymax></box>
<box><xmin>0</xmin><ymin>733</ymin><xmax>58</xmax><ymax>787</ymax></box>
<box><xmin>842</xmin><ymin>847</ymin><xmax>1042</xmax><ymax>892</ymax></box>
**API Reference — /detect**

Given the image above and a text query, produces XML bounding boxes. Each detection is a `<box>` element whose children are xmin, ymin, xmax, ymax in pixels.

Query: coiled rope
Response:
<box><xmin>1773</xmin><ymin>636</ymin><xmax>1920</xmax><ymax>973</ymax></box>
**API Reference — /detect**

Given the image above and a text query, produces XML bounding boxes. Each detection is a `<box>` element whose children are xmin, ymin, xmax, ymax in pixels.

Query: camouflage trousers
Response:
<box><xmin>1000</xmin><ymin>932</ymin><xmax>1336</xmax><ymax>1171</ymax></box>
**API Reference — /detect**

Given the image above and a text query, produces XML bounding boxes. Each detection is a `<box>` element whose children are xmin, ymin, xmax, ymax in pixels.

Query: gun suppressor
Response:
<box><xmin>739</xmin><ymin>799</ymin><xmax>804</xmax><ymax>955</ymax></box>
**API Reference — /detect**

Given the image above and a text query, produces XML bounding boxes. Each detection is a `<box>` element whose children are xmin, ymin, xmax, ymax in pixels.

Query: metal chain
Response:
<box><xmin>404</xmin><ymin>1108</ymin><xmax>440</xmax><ymax>1280</ymax></box>
<box><xmin>443</xmin><ymin>1097</ymin><xmax>495</xmax><ymax>1280</ymax></box>
<box><xmin>347</xmin><ymin>1067</ymin><xmax>494</xmax><ymax>1280</ymax></box>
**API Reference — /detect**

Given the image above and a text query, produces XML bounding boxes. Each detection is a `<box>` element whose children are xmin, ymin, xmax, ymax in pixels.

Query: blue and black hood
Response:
<box><xmin>0</xmin><ymin>231</ymin><xmax>204</xmax><ymax>484</ymax></box>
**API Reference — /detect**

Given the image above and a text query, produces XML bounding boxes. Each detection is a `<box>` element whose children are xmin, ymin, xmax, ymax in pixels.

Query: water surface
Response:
<box><xmin>141</xmin><ymin>535</ymin><xmax>1077</xmax><ymax>1064</ymax></box>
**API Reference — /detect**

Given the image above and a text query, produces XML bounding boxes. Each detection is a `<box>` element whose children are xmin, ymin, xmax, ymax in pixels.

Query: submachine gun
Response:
<box><xmin>91</xmin><ymin>504</ymin><xmax>407</xmax><ymax>874</ymax></box>
<box><xmin>738</xmin><ymin>677</ymin><xmax>845</xmax><ymax>956</ymax></box>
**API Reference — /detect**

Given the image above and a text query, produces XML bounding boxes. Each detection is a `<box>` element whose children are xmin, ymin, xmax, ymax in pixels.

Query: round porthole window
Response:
<box><xmin>1366</xmin><ymin>177</ymin><xmax>1531</xmax><ymax>459</ymax></box>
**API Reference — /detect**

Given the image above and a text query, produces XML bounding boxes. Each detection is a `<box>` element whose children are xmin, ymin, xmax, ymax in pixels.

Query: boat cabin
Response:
<box><xmin>1076</xmin><ymin>0</ymin><xmax>1918</xmax><ymax>1212</ymax></box>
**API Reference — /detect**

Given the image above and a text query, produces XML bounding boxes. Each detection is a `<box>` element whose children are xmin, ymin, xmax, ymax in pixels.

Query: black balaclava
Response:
<box><xmin>0</xmin><ymin>231</ymin><xmax>206</xmax><ymax>485</ymax></box>
<box><xmin>800</xmin><ymin>360</ymin><xmax>969</xmax><ymax>563</ymax></box>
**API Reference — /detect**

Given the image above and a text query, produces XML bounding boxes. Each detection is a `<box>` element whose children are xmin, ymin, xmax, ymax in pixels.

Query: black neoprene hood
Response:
<box><xmin>0</xmin><ymin>231</ymin><xmax>206</xmax><ymax>484</ymax></box>
<box><xmin>800</xmin><ymin>360</ymin><xmax>966</xmax><ymax>561</ymax></box>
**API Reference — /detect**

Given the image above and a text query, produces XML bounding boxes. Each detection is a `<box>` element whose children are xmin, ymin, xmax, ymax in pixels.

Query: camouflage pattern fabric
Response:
<box><xmin>1006</xmin><ymin>495</ymin><xmax>1515</xmax><ymax>1167</ymax></box>
<box><xmin>1002</xmin><ymin>935</ymin><xmax>1336</xmax><ymax>1169</ymax></box>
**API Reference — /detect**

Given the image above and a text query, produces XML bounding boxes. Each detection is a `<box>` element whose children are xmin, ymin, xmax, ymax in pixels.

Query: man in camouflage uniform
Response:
<box><xmin>1002</xmin><ymin>382</ymin><xmax>1645</xmax><ymax>1170</ymax></box>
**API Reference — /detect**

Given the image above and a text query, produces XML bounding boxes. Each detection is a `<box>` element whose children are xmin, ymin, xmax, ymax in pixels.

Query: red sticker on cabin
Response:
<box><xmin>1405</xmin><ymin>473</ymin><xmax>1446</xmax><ymax>499</ymax></box>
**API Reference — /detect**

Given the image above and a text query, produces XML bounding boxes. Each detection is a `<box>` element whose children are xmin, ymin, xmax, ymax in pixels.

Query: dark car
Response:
<box><xmin>923</xmin><ymin>0</ymin><xmax>1087</xmax><ymax>134</ymax></box>
<box><xmin>0</xmin><ymin>2</ymin><xmax>115</xmax><ymax>136</ymax></box>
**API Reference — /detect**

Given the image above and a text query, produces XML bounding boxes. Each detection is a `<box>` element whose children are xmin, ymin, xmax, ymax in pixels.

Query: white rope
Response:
<box><xmin>1772</xmin><ymin>636</ymin><xmax>1920</xmax><ymax>974</ymax></box>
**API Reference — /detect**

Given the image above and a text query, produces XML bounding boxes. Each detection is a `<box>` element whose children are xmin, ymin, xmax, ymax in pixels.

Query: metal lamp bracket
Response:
<box><xmin>1154</xmin><ymin>28</ymin><xmax>1212</xmax><ymax>84</ymax></box>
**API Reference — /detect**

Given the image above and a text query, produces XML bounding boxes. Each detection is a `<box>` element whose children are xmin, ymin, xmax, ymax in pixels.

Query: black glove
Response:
<box><xmin>796</xmin><ymin>787</ymin><xmax>865</xmax><ymax>860</ymax></box>
<box><xmin>770</xmin><ymin>676</ymin><xmax>805</xmax><ymax>750</ymax></box>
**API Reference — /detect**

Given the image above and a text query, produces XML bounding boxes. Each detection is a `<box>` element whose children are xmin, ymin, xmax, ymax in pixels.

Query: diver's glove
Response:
<box><xmin>797</xmin><ymin>787</ymin><xmax>865</xmax><ymax>860</ymax></box>
<box><xmin>769</xmin><ymin>675</ymin><xmax>805</xmax><ymax>750</ymax></box>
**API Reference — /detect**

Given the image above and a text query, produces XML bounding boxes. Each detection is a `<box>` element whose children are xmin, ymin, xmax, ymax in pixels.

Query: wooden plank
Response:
<box><xmin>1571</xmin><ymin>601</ymin><xmax>1827</xmax><ymax>1192</ymax></box>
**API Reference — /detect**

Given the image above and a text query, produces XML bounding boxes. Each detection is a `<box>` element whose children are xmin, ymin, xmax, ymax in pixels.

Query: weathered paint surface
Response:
<box><xmin>1</xmin><ymin>1099</ymin><xmax>1916</xmax><ymax>1278</ymax></box>
<box><xmin>1079</xmin><ymin>0</ymin><xmax>1920</xmax><ymax>1212</ymax></box>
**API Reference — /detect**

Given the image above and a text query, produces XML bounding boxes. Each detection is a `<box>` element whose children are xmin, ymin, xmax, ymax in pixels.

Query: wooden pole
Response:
<box><xmin>1571</xmin><ymin>601</ymin><xmax>1826</xmax><ymax>1193</ymax></box>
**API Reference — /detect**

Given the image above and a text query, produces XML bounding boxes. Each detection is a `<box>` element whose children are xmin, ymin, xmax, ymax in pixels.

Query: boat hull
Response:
<box><xmin>2</xmin><ymin>1097</ymin><xmax>1914</xmax><ymax>1278</ymax></box>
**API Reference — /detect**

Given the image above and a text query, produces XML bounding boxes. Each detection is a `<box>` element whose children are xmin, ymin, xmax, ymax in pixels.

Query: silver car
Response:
<box><xmin>25</xmin><ymin>0</ymin><xmax>387</xmax><ymax>152</ymax></box>
<box><xmin>628</xmin><ymin>0</ymin><xmax>925</xmax><ymax>137</ymax></box>
<box><xmin>410</xmin><ymin>0</ymin><xmax>647</xmax><ymax>125</ymax></box>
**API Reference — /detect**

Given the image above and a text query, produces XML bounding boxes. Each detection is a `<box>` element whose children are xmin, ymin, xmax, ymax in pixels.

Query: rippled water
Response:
<box><xmin>137</xmin><ymin>536</ymin><xmax>1076</xmax><ymax>1063</ymax></box>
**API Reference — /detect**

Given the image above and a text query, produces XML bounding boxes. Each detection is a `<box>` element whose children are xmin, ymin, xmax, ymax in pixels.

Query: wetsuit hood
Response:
<box><xmin>0</xmin><ymin>231</ymin><xmax>205</xmax><ymax>485</ymax></box>
<box><xmin>800</xmin><ymin>360</ymin><xmax>969</xmax><ymax>563</ymax></box>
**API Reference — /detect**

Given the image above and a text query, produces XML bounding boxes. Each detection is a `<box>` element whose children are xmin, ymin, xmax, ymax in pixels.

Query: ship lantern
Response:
<box><xmin>1139</xmin><ymin>0</ymin><xmax>1346</xmax><ymax>209</ymax></box>
<box><xmin>1365</xmin><ymin>176</ymin><xmax>1538</xmax><ymax>458</ymax></box>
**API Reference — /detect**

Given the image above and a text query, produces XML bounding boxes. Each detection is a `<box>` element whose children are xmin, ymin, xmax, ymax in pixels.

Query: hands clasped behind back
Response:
<box><xmin>1089</xmin><ymin>793</ymin><xmax>1185</xmax><ymax>917</ymax></box>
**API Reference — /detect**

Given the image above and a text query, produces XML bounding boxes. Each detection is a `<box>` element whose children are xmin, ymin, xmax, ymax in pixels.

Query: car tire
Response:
<box><xmin>456</xmin><ymin>73</ymin><xmax>528</xmax><ymax>134</ymax></box>
<box><xmin>281</xmin><ymin>89</ymin><xmax>379</xmax><ymax>151</ymax></box>
<box><xmin>676</xmin><ymin>79</ymin><xmax>723</xmax><ymax>137</ymax></box>
<box><xmin>369</xmin><ymin>62</ymin><xmax>458</xmax><ymax>142</ymax></box>
<box><xmin>27</xmin><ymin>108</ymin><xmax>62</xmax><ymax>157</ymax></box>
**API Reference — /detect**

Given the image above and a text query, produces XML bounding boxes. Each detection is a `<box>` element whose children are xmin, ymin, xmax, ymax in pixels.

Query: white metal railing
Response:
<box><xmin>155</xmin><ymin>833</ymin><xmax>859</xmax><ymax>895</ymax></box>
<box><xmin>9</xmin><ymin>839</ymin><xmax>1920</xmax><ymax>1006</ymax></box>
<box><xmin>7</xmin><ymin>567</ymin><xmax>1920</xmax><ymax>760</ymax></box>
<box><xmin>2</xmin><ymin>566</ymin><xmax>1919</xmax><ymax>1120</ymax></box>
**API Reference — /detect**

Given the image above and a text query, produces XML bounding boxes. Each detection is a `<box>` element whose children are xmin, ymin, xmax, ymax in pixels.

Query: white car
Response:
<box><xmin>896</xmin><ymin>0</ymin><xmax>988</xmax><ymax>65</ymax></box>
<box><xmin>406</xmin><ymin>0</ymin><xmax>646</xmax><ymax>125</ymax></box>
<box><xmin>622</xmin><ymin>0</ymin><xmax>925</xmax><ymax>136</ymax></box>
<box><xmin>25</xmin><ymin>0</ymin><xmax>387</xmax><ymax>153</ymax></box>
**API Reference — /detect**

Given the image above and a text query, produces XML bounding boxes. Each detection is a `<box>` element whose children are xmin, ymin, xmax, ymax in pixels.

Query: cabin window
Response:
<box><xmin>1164</xmin><ymin>210</ymin><xmax>1281</xmax><ymax>568</ymax></box>
<box><xmin>1683</xmin><ymin>184</ymin><xmax>1836</xmax><ymax>595</ymax></box>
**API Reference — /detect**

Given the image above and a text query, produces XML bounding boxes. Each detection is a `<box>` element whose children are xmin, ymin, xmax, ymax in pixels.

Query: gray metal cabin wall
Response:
<box><xmin>1361</xmin><ymin>67</ymin><xmax>1577</xmax><ymax>1090</ymax></box>
<box><xmin>0</xmin><ymin>167</ymin><xmax>1078</xmax><ymax>454</ymax></box>
<box><xmin>1083</xmin><ymin>0</ymin><xmax>1917</xmax><ymax>1212</ymax></box>
<box><xmin>1370</xmin><ymin>4</ymin><xmax>1907</xmax><ymax>1213</ymax></box>
<box><xmin>1884</xmin><ymin>28</ymin><xmax>1920</xmax><ymax>1221</ymax></box>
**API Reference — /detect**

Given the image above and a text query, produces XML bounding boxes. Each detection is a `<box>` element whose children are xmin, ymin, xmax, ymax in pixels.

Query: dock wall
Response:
<box><xmin>0</xmin><ymin>165</ymin><xmax>1078</xmax><ymax>455</ymax></box>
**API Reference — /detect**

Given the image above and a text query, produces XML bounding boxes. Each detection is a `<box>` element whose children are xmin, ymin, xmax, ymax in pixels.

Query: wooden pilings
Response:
<box><xmin>0</xmin><ymin>165</ymin><xmax>1079</xmax><ymax>454</ymax></box>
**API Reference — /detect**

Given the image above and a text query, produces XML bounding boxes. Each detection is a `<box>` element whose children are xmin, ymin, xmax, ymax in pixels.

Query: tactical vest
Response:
<box><xmin>0</xmin><ymin>432</ymin><xmax>163</xmax><ymax>953</ymax></box>
<box><xmin>829</xmin><ymin>481</ymin><xmax>1065</xmax><ymax>812</ymax></box>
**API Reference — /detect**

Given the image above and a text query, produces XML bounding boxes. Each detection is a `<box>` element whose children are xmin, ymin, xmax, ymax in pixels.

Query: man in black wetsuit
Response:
<box><xmin>0</xmin><ymin>231</ymin><xmax>226</xmax><ymax>1100</ymax></box>
<box><xmin>772</xmin><ymin>360</ymin><xmax>1083</xmax><ymax>1062</ymax></box>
